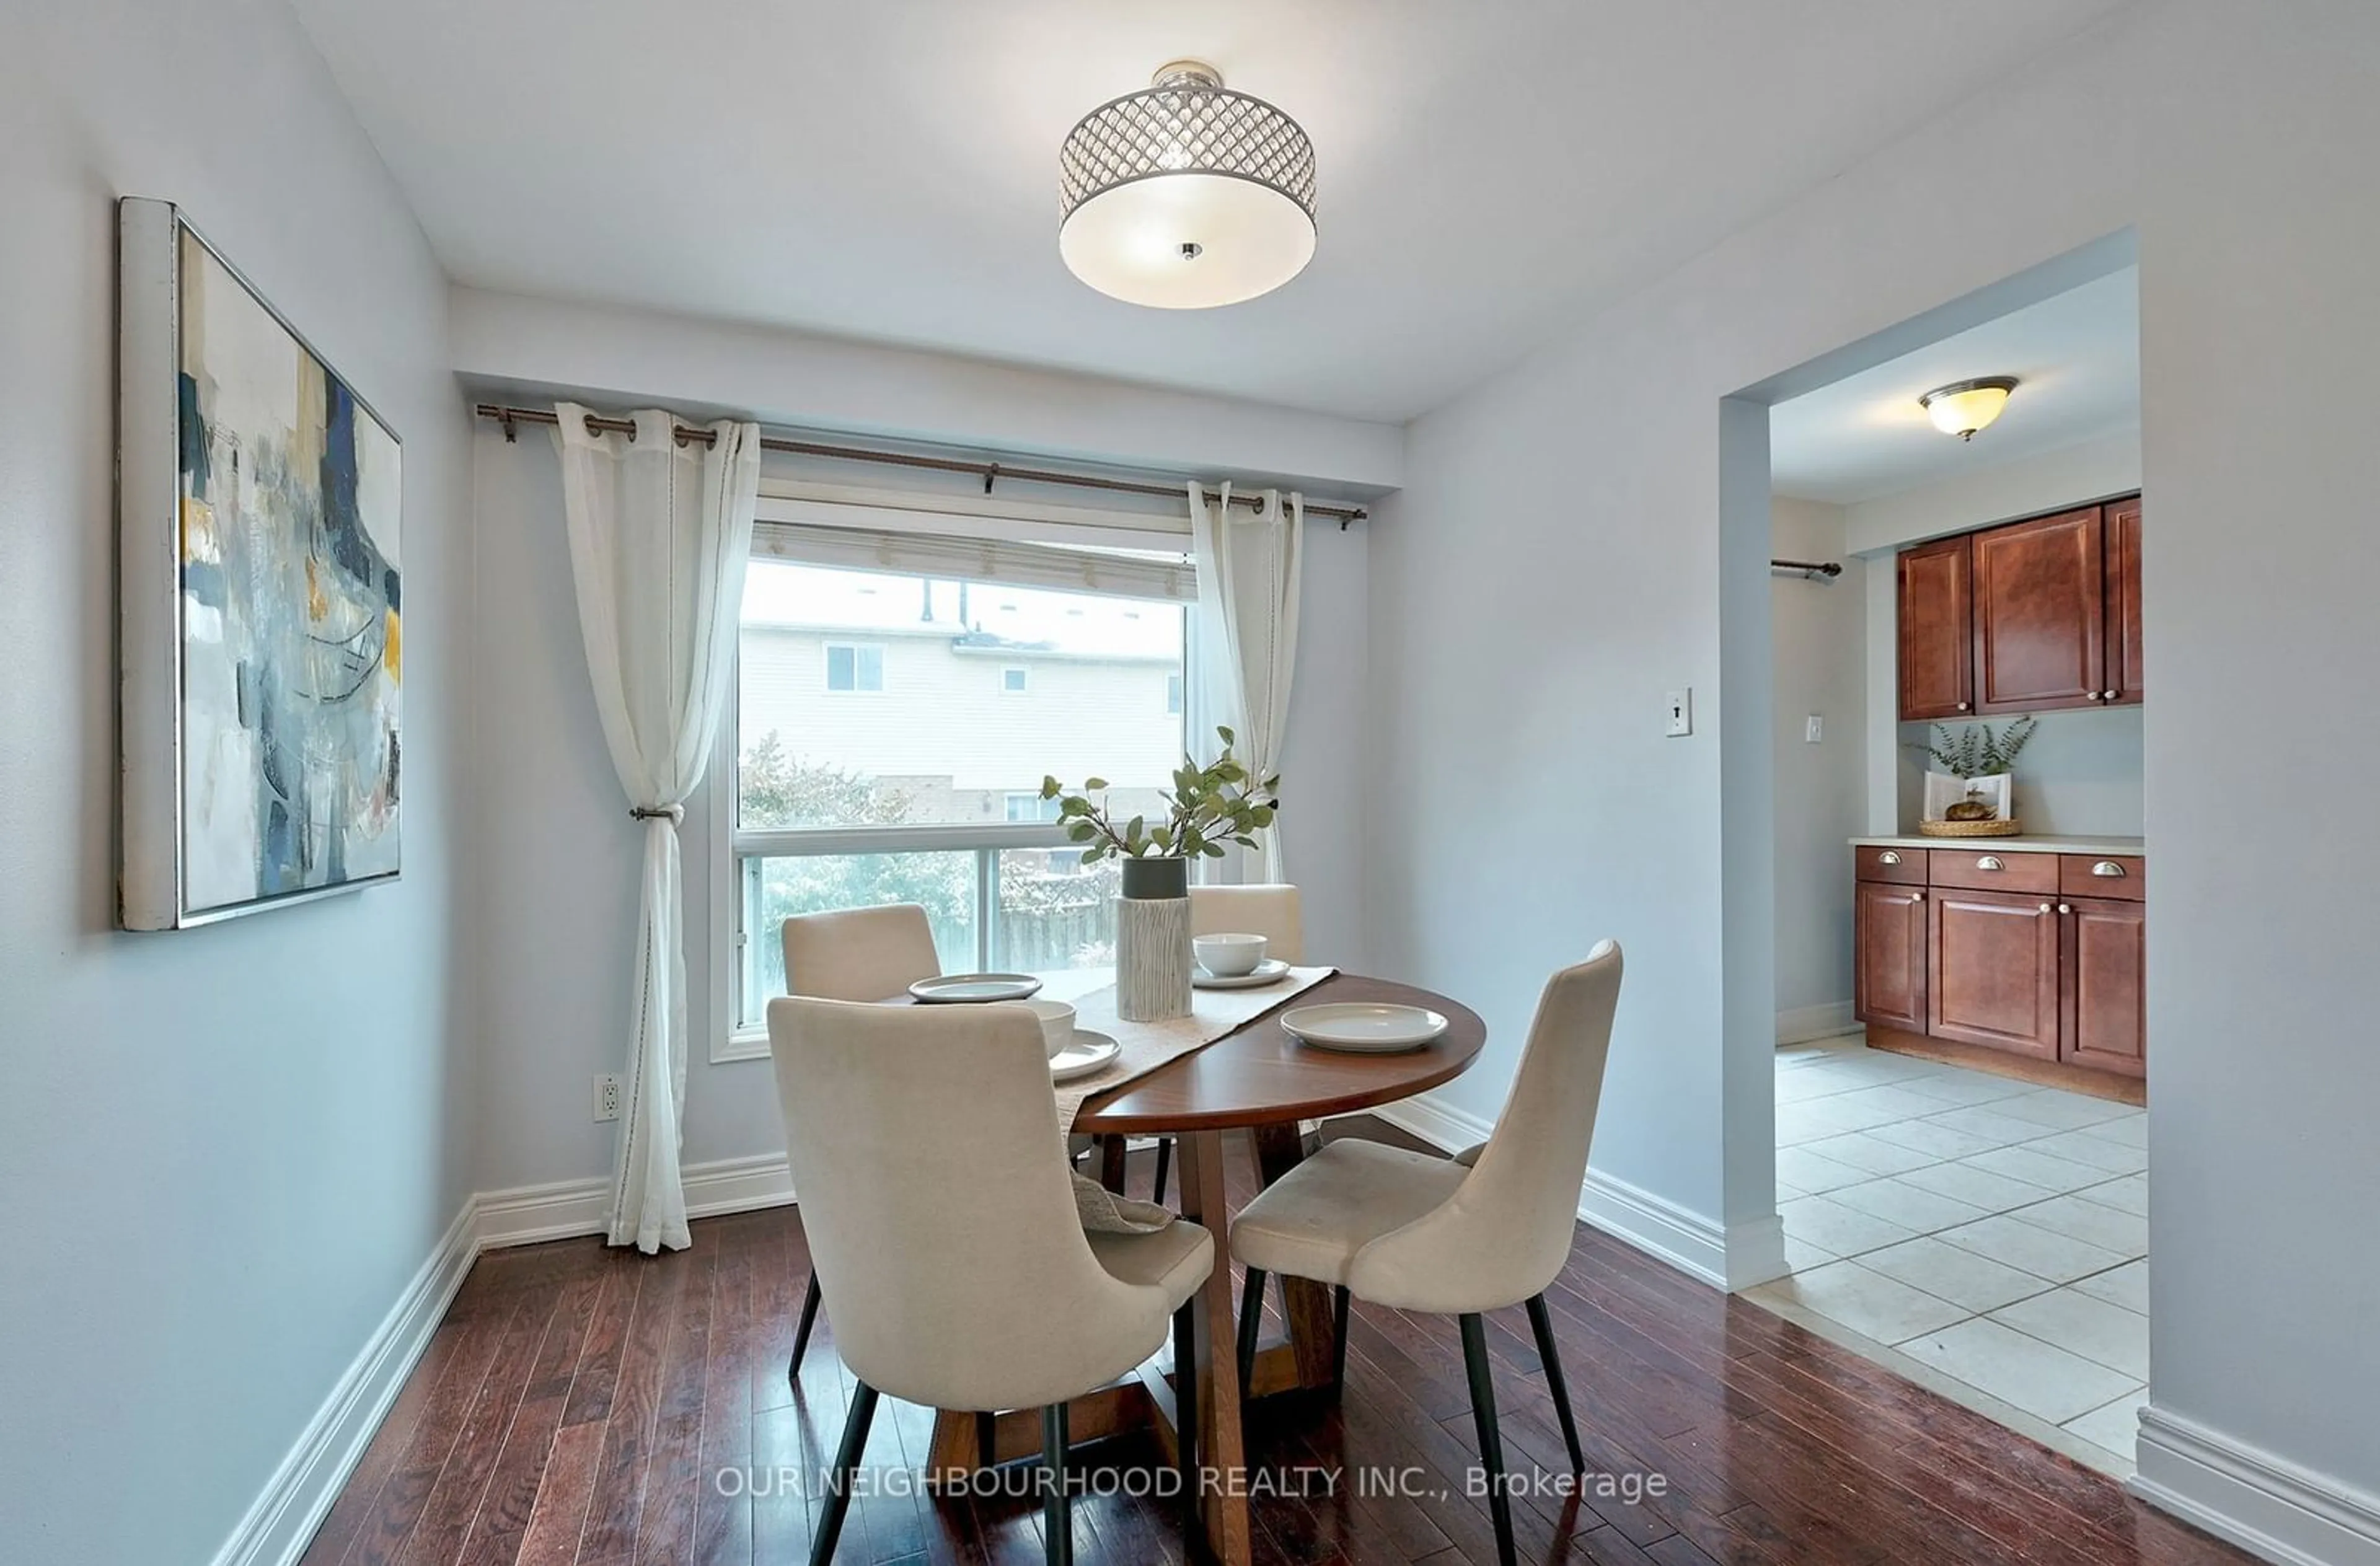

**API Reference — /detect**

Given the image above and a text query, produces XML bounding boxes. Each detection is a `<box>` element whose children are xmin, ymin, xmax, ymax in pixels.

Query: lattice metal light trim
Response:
<box><xmin>1057</xmin><ymin>61</ymin><xmax>1318</xmax><ymax>309</ymax></box>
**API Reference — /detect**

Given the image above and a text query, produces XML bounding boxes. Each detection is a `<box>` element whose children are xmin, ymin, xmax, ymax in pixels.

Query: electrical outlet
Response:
<box><xmin>593</xmin><ymin>1073</ymin><xmax>622</xmax><ymax>1123</ymax></box>
<box><xmin>1806</xmin><ymin>714</ymin><xmax>1825</xmax><ymax>744</ymax></box>
<box><xmin>1665</xmin><ymin>688</ymin><xmax>1693</xmax><ymax>737</ymax></box>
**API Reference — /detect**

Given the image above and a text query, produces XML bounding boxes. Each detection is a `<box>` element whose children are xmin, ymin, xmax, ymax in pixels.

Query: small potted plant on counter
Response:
<box><xmin>1040</xmin><ymin>727</ymin><xmax>1279</xmax><ymax>1019</ymax></box>
<box><xmin>1911</xmin><ymin>715</ymin><xmax>2036</xmax><ymax>837</ymax></box>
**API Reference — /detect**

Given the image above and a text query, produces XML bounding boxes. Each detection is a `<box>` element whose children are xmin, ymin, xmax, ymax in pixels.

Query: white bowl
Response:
<box><xmin>1194</xmin><ymin>932</ymin><xmax>1269</xmax><ymax>978</ymax></box>
<box><xmin>1018</xmin><ymin>998</ymin><xmax>1077</xmax><ymax>1059</ymax></box>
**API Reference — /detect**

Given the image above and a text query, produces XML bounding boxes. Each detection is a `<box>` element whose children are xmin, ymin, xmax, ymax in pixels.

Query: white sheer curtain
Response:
<box><xmin>555</xmin><ymin>403</ymin><xmax>760</xmax><ymax>1254</ymax></box>
<box><xmin>1188</xmin><ymin>482</ymin><xmax>1304</xmax><ymax>881</ymax></box>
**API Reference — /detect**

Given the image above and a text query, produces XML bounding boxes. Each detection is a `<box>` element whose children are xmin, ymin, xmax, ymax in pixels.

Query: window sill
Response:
<box><xmin>714</xmin><ymin>1026</ymin><xmax>772</xmax><ymax>1065</ymax></box>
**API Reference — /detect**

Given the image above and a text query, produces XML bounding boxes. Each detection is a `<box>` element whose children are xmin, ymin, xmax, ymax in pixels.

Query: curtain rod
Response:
<box><xmin>1771</xmin><ymin>558</ymin><xmax>1844</xmax><ymax>579</ymax></box>
<box><xmin>474</xmin><ymin>403</ymin><xmax>1370</xmax><ymax>526</ymax></box>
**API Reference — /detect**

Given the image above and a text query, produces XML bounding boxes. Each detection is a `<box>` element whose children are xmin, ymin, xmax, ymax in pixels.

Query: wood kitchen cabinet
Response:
<box><xmin>2062</xmin><ymin>895</ymin><xmax>2146</xmax><ymax>1078</ymax></box>
<box><xmin>1972</xmin><ymin>506</ymin><xmax>2107</xmax><ymax>712</ymax></box>
<box><xmin>1894</xmin><ymin>493</ymin><xmax>2142</xmax><ymax>720</ymax></box>
<box><xmin>1929</xmin><ymin>886</ymin><xmax>2063</xmax><ymax>1060</ymax></box>
<box><xmin>1854</xmin><ymin>879</ymin><xmax>1929</xmax><ymax>1034</ymax></box>
<box><xmin>2105</xmin><ymin>495</ymin><xmax>2144</xmax><ymax>705</ymax></box>
<box><xmin>1853</xmin><ymin>843</ymin><xmax>2146</xmax><ymax>1090</ymax></box>
<box><xmin>1897</xmin><ymin>534</ymin><xmax>1974</xmax><ymax>720</ymax></box>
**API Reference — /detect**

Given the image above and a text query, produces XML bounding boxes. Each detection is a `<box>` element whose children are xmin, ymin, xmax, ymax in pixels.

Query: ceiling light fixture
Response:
<box><xmin>1919</xmin><ymin>376</ymin><xmax>2019</xmax><ymax>441</ymax></box>
<box><xmin>1059</xmin><ymin>60</ymin><xmax>1316</xmax><ymax>310</ymax></box>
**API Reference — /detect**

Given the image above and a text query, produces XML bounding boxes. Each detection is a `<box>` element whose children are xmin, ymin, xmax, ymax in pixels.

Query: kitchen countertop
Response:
<box><xmin>1851</xmin><ymin>834</ymin><xmax>2146</xmax><ymax>857</ymax></box>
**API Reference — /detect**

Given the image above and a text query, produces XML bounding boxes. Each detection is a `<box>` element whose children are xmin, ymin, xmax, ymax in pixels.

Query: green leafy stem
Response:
<box><xmin>1041</xmin><ymin>726</ymin><xmax>1280</xmax><ymax>861</ymax></box>
<box><xmin>1910</xmin><ymin>714</ymin><xmax>2038</xmax><ymax>778</ymax></box>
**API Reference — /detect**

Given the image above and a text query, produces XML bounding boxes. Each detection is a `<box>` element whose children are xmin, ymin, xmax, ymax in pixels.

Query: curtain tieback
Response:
<box><xmin>630</xmin><ymin>804</ymin><xmax>685</xmax><ymax>824</ymax></box>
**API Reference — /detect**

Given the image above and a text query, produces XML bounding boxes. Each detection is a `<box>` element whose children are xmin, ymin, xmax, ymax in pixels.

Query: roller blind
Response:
<box><xmin>751</xmin><ymin>487</ymin><xmax>1196</xmax><ymax>603</ymax></box>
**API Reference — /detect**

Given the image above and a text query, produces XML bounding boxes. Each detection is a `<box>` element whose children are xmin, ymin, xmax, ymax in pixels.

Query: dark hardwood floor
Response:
<box><xmin>299</xmin><ymin>1124</ymin><xmax>2250</xmax><ymax>1566</ymax></box>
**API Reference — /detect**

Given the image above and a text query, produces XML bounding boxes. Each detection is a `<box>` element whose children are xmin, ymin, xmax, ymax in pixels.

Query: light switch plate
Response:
<box><xmin>1806</xmin><ymin>715</ymin><xmax>1824</xmax><ymax>743</ymax></box>
<box><xmin>1665</xmin><ymin>688</ymin><xmax>1693</xmax><ymax>737</ymax></box>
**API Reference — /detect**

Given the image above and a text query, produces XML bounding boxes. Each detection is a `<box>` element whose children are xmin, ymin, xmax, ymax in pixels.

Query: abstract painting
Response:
<box><xmin>118</xmin><ymin>200</ymin><xmax>402</xmax><ymax>928</ymax></box>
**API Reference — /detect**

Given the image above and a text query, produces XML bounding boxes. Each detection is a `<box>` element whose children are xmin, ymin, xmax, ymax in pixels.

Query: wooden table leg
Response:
<box><xmin>1250</xmin><ymin>1122</ymin><xmax>1341</xmax><ymax>1391</ymax></box>
<box><xmin>1176</xmin><ymin>1130</ymin><xmax>1252</xmax><ymax>1566</ymax></box>
<box><xmin>1098</xmin><ymin>1135</ymin><xmax>1129</xmax><ymax>1194</ymax></box>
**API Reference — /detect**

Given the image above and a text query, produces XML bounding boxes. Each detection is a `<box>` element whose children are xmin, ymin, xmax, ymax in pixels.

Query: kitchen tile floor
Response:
<box><xmin>1748</xmin><ymin>1032</ymin><xmax>2149</xmax><ymax>1472</ymax></box>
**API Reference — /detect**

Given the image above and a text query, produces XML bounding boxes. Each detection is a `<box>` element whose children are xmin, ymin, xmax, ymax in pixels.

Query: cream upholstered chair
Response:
<box><xmin>1188</xmin><ymin>882</ymin><xmax>1305</xmax><ymax>962</ymax></box>
<box><xmin>769</xmin><ymin>996</ymin><xmax>1214</xmax><ymax>1566</ymax></box>
<box><xmin>780</xmin><ymin>904</ymin><xmax>941</xmax><ymax>1379</ymax></box>
<box><xmin>1228</xmin><ymin>942</ymin><xmax>1623</xmax><ymax>1566</ymax></box>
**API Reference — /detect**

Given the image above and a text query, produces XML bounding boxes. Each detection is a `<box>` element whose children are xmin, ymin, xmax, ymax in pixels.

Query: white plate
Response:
<box><xmin>1280</xmin><ymin>1002</ymin><xmax>1449</xmax><ymax>1054</ymax></box>
<box><xmin>909</xmin><ymin>973</ymin><xmax>1044</xmax><ymax>1004</ymax></box>
<box><xmin>1050</xmin><ymin>1029</ymin><xmax>1122</xmax><ymax>1081</ymax></box>
<box><xmin>1192</xmin><ymin>958</ymin><xmax>1294</xmax><ymax>990</ymax></box>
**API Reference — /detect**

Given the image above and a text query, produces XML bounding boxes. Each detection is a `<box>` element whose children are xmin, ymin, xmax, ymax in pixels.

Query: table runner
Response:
<box><xmin>1066</xmin><ymin>964</ymin><xmax>1336</xmax><ymax>1234</ymax></box>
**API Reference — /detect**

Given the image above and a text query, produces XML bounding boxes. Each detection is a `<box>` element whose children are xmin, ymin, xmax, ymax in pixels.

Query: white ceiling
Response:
<box><xmin>1769</xmin><ymin>268</ymin><xmax>2140</xmax><ymax>505</ymax></box>
<box><xmin>291</xmin><ymin>0</ymin><xmax>2132</xmax><ymax>423</ymax></box>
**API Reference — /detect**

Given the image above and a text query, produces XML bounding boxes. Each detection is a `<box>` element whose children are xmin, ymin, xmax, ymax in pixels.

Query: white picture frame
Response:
<box><xmin>118</xmin><ymin>198</ymin><xmax>404</xmax><ymax>929</ymax></box>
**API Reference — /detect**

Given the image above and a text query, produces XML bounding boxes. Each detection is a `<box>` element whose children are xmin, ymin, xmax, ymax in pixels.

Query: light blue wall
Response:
<box><xmin>0</xmin><ymin>5</ymin><xmax>471</xmax><ymax>1561</ymax></box>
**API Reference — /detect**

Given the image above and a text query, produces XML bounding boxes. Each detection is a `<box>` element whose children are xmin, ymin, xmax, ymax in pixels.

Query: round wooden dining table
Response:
<box><xmin>923</xmin><ymin>970</ymin><xmax>1486</xmax><ymax>1566</ymax></box>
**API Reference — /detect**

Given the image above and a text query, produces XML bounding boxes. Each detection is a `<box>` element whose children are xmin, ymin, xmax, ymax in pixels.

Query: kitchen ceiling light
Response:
<box><xmin>1059</xmin><ymin>61</ymin><xmax>1316</xmax><ymax>310</ymax></box>
<box><xmin>1919</xmin><ymin>377</ymin><xmax>2019</xmax><ymax>441</ymax></box>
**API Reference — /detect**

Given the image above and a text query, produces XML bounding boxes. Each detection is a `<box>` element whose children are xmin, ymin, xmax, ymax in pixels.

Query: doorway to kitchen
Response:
<box><xmin>1723</xmin><ymin>235</ymin><xmax>2151</xmax><ymax>1476</ymax></box>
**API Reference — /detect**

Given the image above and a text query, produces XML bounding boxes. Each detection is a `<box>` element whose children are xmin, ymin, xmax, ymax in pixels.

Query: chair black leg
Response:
<box><xmin>1042</xmin><ymin>1401</ymin><xmax>1073</xmax><ymax>1566</ymax></box>
<box><xmin>1171</xmin><ymin>1301</ymin><xmax>1199</xmax><ymax>1519</ymax></box>
<box><xmin>789</xmin><ymin>1271</ymin><xmax>823</xmax><ymax>1383</ymax></box>
<box><xmin>1236</xmin><ymin>1267</ymin><xmax>1266</xmax><ymax>1392</ymax></box>
<box><xmin>1331</xmin><ymin>1285</ymin><xmax>1352</xmax><ymax>1392</ymax></box>
<box><xmin>1460</xmin><ymin>1313</ymin><xmax>1517</xmax><ymax>1566</ymax></box>
<box><xmin>810</xmin><ymin>1379</ymin><xmax>878</xmax><ymax>1566</ymax></box>
<box><xmin>1527</xmin><ymin>1293</ymin><xmax>1586</xmax><ymax>1475</ymax></box>
<box><xmin>1151</xmin><ymin>1137</ymin><xmax>1171</xmax><ymax>1205</ymax></box>
<box><xmin>978</xmin><ymin>1410</ymin><xmax>998</xmax><ymax>1471</ymax></box>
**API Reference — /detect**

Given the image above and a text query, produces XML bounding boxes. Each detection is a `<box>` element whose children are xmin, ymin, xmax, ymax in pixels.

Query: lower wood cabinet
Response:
<box><xmin>1929</xmin><ymin>887</ymin><xmax>2062</xmax><ymax>1060</ymax></box>
<box><xmin>1854</xmin><ymin>846</ymin><xmax>2146</xmax><ymax>1083</ymax></box>
<box><xmin>1854</xmin><ymin>880</ymin><xmax>1929</xmax><ymax>1034</ymax></box>
<box><xmin>2062</xmin><ymin>895</ymin><xmax>2147</xmax><ymax>1078</ymax></box>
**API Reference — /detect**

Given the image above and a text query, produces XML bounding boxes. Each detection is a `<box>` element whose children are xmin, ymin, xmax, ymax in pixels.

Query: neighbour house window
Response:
<box><xmin>823</xmin><ymin>642</ymin><xmax>884</xmax><ymax>692</ymax></box>
<box><xmin>1005</xmin><ymin>792</ymin><xmax>1062</xmax><ymax>822</ymax></box>
<box><xmin>726</xmin><ymin>524</ymin><xmax>1192</xmax><ymax>1045</ymax></box>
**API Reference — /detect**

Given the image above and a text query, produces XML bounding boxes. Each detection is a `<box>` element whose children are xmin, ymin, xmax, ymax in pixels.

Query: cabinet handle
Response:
<box><xmin>2058</xmin><ymin>903</ymin><xmax>2073</xmax><ymax>915</ymax></box>
<box><xmin>2086</xmin><ymin>691</ymin><xmax>2104</xmax><ymax>702</ymax></box>
<box><xmin>1957</xmin><ymin>702</ymin><xmax>1971</xmax><ymax>711</ymax></box>
<box><xmin>1911</xmin><ymin>891</ymin><xmax>1924</xmax><ymax>902</ymax></box>
<box><xmin>2104</xmin><ymin>689</ymin><xmax>2120</xmax><ymax>700</ymax></box>
<box><xmin>1878</xmin><ymin>850</ymin><xmax>1902</xmax><ymax>865</ymax></box>
<box><xmin>2039</xmin><ymin>902</ymin><xmax>2055</xmax><ymax>913</ymax></box>
<box><xmin>1976</xmin><ymin>855</ymin><xmax>2004</xmax><ymax>871</ymax></box>
<box><xmin>2091</xmin><ymin>860</ymin><xmax>2127</xmax><ymax>878</ymax></box>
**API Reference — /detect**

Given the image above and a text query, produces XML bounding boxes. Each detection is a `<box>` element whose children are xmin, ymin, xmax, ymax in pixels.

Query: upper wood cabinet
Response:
<box><xmin>1895</xmin><ymin>494</ymin><xmax>2142</xmax><ymax>720</ymax></box>
<box><xmin>1897</xmin><ymin>535</ymin><xmax>1974</xmax><ymax>720</ymax></box>
<box><xmin>2105</xmin><ymin>495</ymin><xmax>2144</xmax><ymax>705</ymax></box>
<box><xmin>1973</xmin><ymin>506</ymin><xmax>2107</xmax><ymax>712</ymax></box>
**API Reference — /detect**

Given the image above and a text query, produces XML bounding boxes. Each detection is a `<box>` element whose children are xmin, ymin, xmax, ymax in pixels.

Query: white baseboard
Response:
<box><xmin>1372</xmin><ymin>1093</ymin><xmax>1769</xmax><ymax>1292</ymax></box>
<box><xmin>1776</xmin><ymin>1001</ymin><xmax>1859</xmax><ymax>1045</ymax></box>
<box><xmin>477</xmin><ymin>1151</ymin><xmax>797</xmax><ymax>1251</ymax></box>
<box><xmin>2132</xmin><ymin>1406</ymin><xmax>2380</xmax><ymax>1566</ymax></box>
<box><xmin>208</xmin><ymin>1200</ymin><xmax>478</xmax><ymax>1566</ymax></box>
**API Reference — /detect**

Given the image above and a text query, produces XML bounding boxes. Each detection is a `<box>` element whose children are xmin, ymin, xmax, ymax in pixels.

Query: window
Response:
<box><xmin>1005</xmin><ymin>791</ymin><xmax>1062</xmax><ymax>822</ymax></box>
<box><xmin>726</xmin><ymin>542</ymin><xmax>1190</xmax><ymax>1047</ymax></box>
<box><xmin>824</xmin><ymin>641</ymin><xmax>884</xmax><ymax>692</ymax></box>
